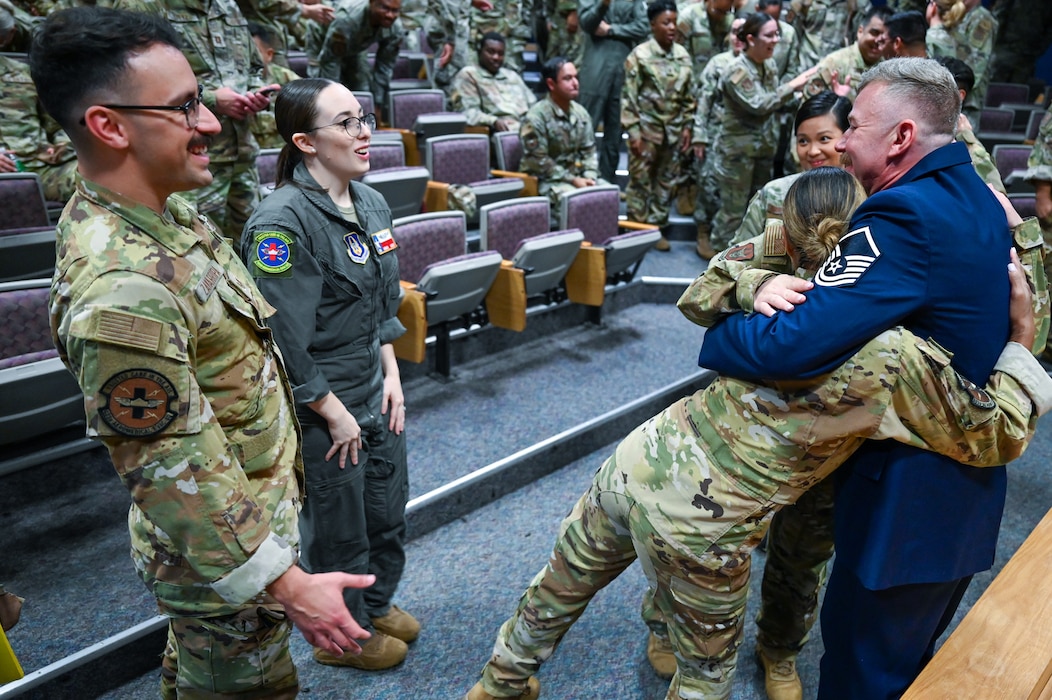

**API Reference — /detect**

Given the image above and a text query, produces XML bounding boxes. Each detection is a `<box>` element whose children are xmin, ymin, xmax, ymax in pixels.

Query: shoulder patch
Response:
<box><xmin>99</xmin><ymin>369</ymin><xmax>179</xmax><ymax>436</ymax></box>
<box><xmin>252</xmin><ymin>231</ymin><xmax>294</xmax><ymax>277</ymax></box>
<box><xmin>814</xmin><ymin>225</ymin><xmax>881</xmax><ymax>287</ymax></box>
<box><xmin>763</xmin><ymin>219</ymin><xmax>787</xmax><ymax>257</ymax></box>
<box><xmin>957</xmin><ymin>372</ymin><xmax>995</xmax><ymax>410</ymax></box>
<box><xmin>729</xmin><ymin>66</ymin><xmax>747</xmax><ymax>85</ymax></box>
<box><xmin>371</xmin><ymin>227</ymin><xmax>398</xmax><ymax>254</ymax></box>
<box><xmin>724</xmin><ymin>242</ymin><xmax>755</xmax><ymax>262</ymax></box>
<box><xmin>95</xmin><ymin>310</ymin><xmax>162</xmax><ymax>353</ymax></box>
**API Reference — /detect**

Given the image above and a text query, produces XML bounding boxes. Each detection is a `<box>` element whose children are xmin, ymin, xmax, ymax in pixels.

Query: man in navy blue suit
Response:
<box><xmin>697</xmin><ymin>57</ymin><xmax>1026</xmax><ymax>699</ymax></box>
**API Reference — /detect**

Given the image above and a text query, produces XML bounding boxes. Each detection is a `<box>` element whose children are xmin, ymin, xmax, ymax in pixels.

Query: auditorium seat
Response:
<box><xmin>478</xmin><ymin>197</ymin><xmax>583</xmax><ymax>331</ymax></box>
<box><xmin>984</xmin><ymin>82</ymin><xmax>1029</xmax><ymax>108</ymax></box>
<box><xmin>423</xmin><ymin>134</ymin><xmax>525</xmax><ymax>226</ymax></box>
<box><xmin>0</xmin><ymin>172</ymin><xmax>50</xmax><ymax>230</ymax></box>
<box><xmin>0</xmin><ymin>173</ymin><xmax>57</xmax><ymax>282</ymax></box>
<box><xmin>256</xmin><ymin>148</ymin><xmax>282</xmax><ymax>196</ymax></box>
<box><xmin>491</xmin><ymin>131</ymin><xmax>538</xmax><ymax>196</ymax></box>
<box><xmin>391</xmin><ymin>210</ymin><xmax>503</xmax><ymax>376</ymax></box>
<box><xmin>0</xmin><ymin>278</ymin><xmax>84</xmax><ymax>449</ymax></box>
<box><xmin>557</xmin><ymin>184</ymin><xmax>662</xmax><ymax>307</ymax></box>
<box><xmin>992</xmin><ymin>143</ymin><xmax>1034</xmax><ymax>192</ymax></box>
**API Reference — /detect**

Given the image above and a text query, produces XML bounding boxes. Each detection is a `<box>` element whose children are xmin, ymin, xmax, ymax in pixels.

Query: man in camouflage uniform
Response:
<box><xmin>31</xmin><ymin>7</ymin><xmax>374</xmax><ymax>697</ymax></box>
<box><xmin>1023</xmin><ymin>106</ymin><xmax>1052</xmax><ymax>357</ymax></box>
<box><xmin>314</xmin><ymin>0</ymin><xmax>405</xmax><ymax>122</ymax></box>
<box><xmin>469</xmin><ymin>0</ymin><xmax>529</xmax><ymax>72</ymax></box>
<box><xmin>249</xmin><ymin>21</ymin><xmax>306</xmax><ymax>150</ymax></box>
<box><xmin>112</xmin><ymin>0</ymin><xmax>279</xmax><ymax>245</ymax></box>
<box><xmin>883</xmin><ymin>8</ymin><xmax>927</xmax><ymax>58</ymax></box>
<box><xmin>545</xmin><ymin>0</ymin><xmax>583</xmax><ymax>64</ymax></box>
<box><xmin>926</xmin><ymin>0</ymin><xmax>997</xmax><ymax>129</ymax></box>
<box><xmin>621</xmin><ymin>0</ymin><xmax>693</xmax><ymax>243</ymax></box>
<box><xmin>451</xmin><ymin>32</ymin><xmax>537</xmax><ymax>134</ymax></box>
<box><xmin>0</xmin><ymin>5</ymin><xmax>78</xmax><ymax>204</ymax></box>
<box><xmin>787</xmin><ymin>0</ymin><xmax>855</xmax><ymax>71</ymax></box>
<box><xmin>802</xmin><ymin>5</ymin><xmax>890</xmax><ymax>100</ymax></box>
<box><xmin>464</xmin><ymin>251</ymin><xmax>1049</xmax><ymax>700</ymax></box>
<box><xmin>990</xmin><ymin>0</ymin><xmax>1052</xmax><ymax>85</ymax></box>
<box><xmin>237</xmin><ymin>0</ymin><xmax>334</xmax><ymax>70</ymax></box>
<box><xmin>933</xmin><ymin>55</ymin><xmax>1006</xmax><ymax>193</ymax></box>
<box><xmin>577</xmin><ymin>0</ymin><xmax>649</xmax><ymax>184</ymax></box>
<box><xmin>519</xmin><ymin>57</ymin><xmax>608</xmax><ymax>223</ymax></box>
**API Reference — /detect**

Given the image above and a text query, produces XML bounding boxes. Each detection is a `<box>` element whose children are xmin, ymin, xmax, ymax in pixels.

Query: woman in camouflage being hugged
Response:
<box><xmin>464</xmin><ymin>167</ymin><xmax>1051</xmax><ymax>700</ymax></box>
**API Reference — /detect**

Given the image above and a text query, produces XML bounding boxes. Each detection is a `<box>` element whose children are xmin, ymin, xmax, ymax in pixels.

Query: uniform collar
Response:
<box><xmin>893</xmin><ymin>141</ymin><xmax>973</xmax><ymax>189</ymax></box>
<box><xmin>75</xmin><ymin>177</ymin><xmax>208</xmax><ymax>256</ymax></box>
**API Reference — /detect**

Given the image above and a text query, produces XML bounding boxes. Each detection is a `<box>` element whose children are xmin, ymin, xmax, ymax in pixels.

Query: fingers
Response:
<box><xmin>349</xmin><ymin>438</ymin><xmax>359</xmax><ymax>466</ymax></box>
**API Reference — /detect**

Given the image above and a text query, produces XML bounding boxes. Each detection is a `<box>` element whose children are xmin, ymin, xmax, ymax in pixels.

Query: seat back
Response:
<box><xmin>1028</xmin><ymin>110</ymin><xmax>1047</xmax><ymax>142</ymax></box>
<box><xmin>1008</xmin><ymin>193</ymin><xmax>1037</xmax><ymax>219</ymax></box>
<box><xmin>0</xmin><ymin>226</ymin><xmax>57</xmax><ymax>283</ymax></box>
<box><xmin>369</xmin><ymin>141</ymin><xmax>407</xmax><ymax>171</ymax></box>
<box><xmin>0</xmin><ymin>279</ymin><xmax>57</xmax><ymax>369</ymax></box>
<box><xmin>256</xmin><ymin>148</ymin><xmax>282</xmax><ymax>191</ymax></box>
<box><xmin>392</xmin><ymin>210</ymin><xmax>470</xmax><ymax>283</ymax></box>
<box><xmin>979</xmin><ymin>108</ymin><xmax>1015</xmax><ymax>132</ymax></box>
<box><xmin>558</xmin><ymin>184</ymin><xmax>621</xmax><ymax>246</ymax></box>
<box><xmin>479</xmin><ymin>196</ymin><xmax>550</xmax><ymax>259</ymax></box>
<box><xmin>426</xmin><ymin>133</ymin><xmax>491</xmax><ymax>184</ymax></box>
<box><xmin>287</xmin><ymin>50</ymin><xmax>309</xmax><ymax>78</ymax></box>
<box><xmin>362</xmin><ymin>166</ymin><xmax>430</xmax><ymax>219</ymax></box>
<box><xmin>352</xmin><ymin>90</ymin><xmax>376</xmax><ymax>117</ymax></box>
<box><xmin>992</xmin><ymin>144</ymin><xmax>1033</xmax><ymax>183</ymax></box>
<box><xmin>388</xmin><ymin>89</ymin><xmax>446</xmax><ymax>130</ymax></box>
<box><xmin>985</xmin><ymin>82</ymin><xmax>1029</xmax><ymax>108</ymax></box>
<box><xmin>492</xmin><ymin>131</ymin><xmax>524</xmax><ymax>171</ymax></box>
<box><xmin>0</xmin><ymin>173</ymin><xmax>50</xmax><ymax>230</ymax></box>
<box><xmin>413</xmin><ymin>112</ymin><xmax>468</xmax><ymax>142</ymax></box>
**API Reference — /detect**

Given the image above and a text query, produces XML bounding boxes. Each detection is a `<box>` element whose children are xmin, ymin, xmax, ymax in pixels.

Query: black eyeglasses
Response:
<box><xmin>304</xmin><ymin>113</ymin><xmax>377</xmax><ymax>138</ymax></box>
<box><xmin>80</xmin><ymin>85</ymin><xmax>204</xmax><ymax>128</ymax></box>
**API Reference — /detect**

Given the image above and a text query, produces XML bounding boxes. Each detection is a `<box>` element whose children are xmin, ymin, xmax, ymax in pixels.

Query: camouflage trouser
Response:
<box><xmin>754</xmin><ymin>477</ymin><xmax>835</xmax><ymax>658</ymax></box>
<box><xmin>32</xmin><ymin>159</ymin><xmax>80</xmax><ymax>205</ymax></box>
<box><xmin>160</xmin><ymin>607</ymin><xmax>298</xmax><ymax>699</ymax></box>
<box><xmin>192</xmin><ymin>158</ymin><xmax>261</xmax><ymax>246</ymax></box>
<box><xmin>478</xmin><ymin>399</ymin><xmax>779</xmax><ymax>700</ymax></box>
<box><xmin>626</xmin><ymin>138</ymin><xmax>688</xmax><ymax>228</ymax></box>
<box><xmin>545</xmin><ymin>19</ymin><xmax>583</xmax><ymax>65</ymax></box>
<box><xmin>692</xmin><ymin>155</ymin><xmax>721</xmax><ymax>227</ymax></box>
<box><xmin>710</xmin><ymin>150</ymin><xmax>773</xmax><ymax>250</ymax></box>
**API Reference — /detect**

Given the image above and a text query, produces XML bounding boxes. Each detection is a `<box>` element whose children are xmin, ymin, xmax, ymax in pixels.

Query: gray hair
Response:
<box><xmin>856</xmin><ymin>57</ymin><xmax>960</xmax><ymax>139</ymax></box>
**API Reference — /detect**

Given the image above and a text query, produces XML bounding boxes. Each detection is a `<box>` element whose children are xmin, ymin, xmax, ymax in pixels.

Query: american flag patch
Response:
<box><xmin>814</xmin><ymin>226</ymin><xmax>881</xmax><ymax>288</ymax></box>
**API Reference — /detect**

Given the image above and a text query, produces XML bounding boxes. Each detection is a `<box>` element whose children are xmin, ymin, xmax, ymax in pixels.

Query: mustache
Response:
<box><xmin>190</xmin><ymin>135</ymin><xmax>214</xmax><ymax>151</ymax></box>
<box><xmin>839</xmin><ymin>152</ymin><xmax>852</xmax><ymax>168</ymax></box>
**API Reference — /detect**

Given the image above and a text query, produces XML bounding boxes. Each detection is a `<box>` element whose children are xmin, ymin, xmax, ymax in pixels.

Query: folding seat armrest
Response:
<box><xmin>394</xmin><ymin>285</ymin><xmax>428</xmax><ymax>364</ymax></box>
<box><xmin>376</xmin><ymin>128</ymin><xmax>420</xmax><ymax>165</ymax></box>
<box><xmin>490</xmin><ymin>169</ymin><xmax>538</xmax><ymax>197</ymax></box>
<box><xmin>465</xmin><ymin>125</ymin><xmax>490</xmax><ymax>135</ymax></box>
<box><xmin>618</xmin><ymin>219</ymin><xmax>659</xmax><ymax>232</ymax></box>
<box><xmin>424</xmin><ymin>180</ymin><xmax>451</xmax><ymax>213</ymax></box>
<box><xmin>485</xmin><ymin>259</ymin><xmax>527</xmax><ymax>332</ymax></box>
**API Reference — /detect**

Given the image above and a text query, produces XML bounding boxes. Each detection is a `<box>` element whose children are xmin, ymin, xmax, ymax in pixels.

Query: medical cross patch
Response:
<box><xmin>814</xmin><ymin>226</ymin><xmax>881</xmax><ymax>287</ymax></box>
<box><xmin>252</xmin><ymin>231</ymin><xmax>294</xmax><ymax>277</ymax></box>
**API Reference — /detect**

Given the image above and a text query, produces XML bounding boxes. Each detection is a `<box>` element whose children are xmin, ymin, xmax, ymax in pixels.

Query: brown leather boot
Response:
<box><xmin>646</xmin><ymin>632</ymin><xmax>676</xmax><ymax>679</ymax></box>
<box><xmin>312</xmin><ymin>632</ymin><xmax>408</xmax><ymax>670</ymax></box>
<box><xmin>756</xmin><ymin>645</ymin><xmax>803</xmax><ymax>700</ymax></box>
<box><xmin>464</xmin><ymin>676</ymin><xmax>540</xmax><ymax>700</ymax></box>
<box><xmin>0</xmin><ymin>590</ymin><xmax>23</xmax><ymax>632</ymax></box>
<box><xmin>370</xmin><ymin>605</ymin><xmax>420</xmax><ymax>643</ymax></box>
<box><xmin>695</xmin><ymin>223</ymin><xmax>716</xmax><ymax>260</ymax></box>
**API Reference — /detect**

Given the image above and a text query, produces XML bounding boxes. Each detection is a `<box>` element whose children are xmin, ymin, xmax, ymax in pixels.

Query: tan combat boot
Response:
<box><xmin>0</xmin><ymin>589</ymin><xmax>23</xmax><ymax>632</ymax></box>
<box><xmin>312</xmin><ymin>632</ymin><xmax>408</xmax><ymax>670</ymax></box>
<box><xmin>756</xmin><ymin>645</ymin><xmax>803</xmax><ymax>700</ymax></box>
<box><xmin>695</xmin><ymin>223</ymin><xmax>716</xmax><ymax>260</ymax></box>
<box><xmin>646</xmin><ymin>632</ymin><xmax>676</xmax><ymax>679</ymax></box>
<box><xmin>464</xmin><ymin>676</ymin><xmax>540</xmax><ymax>700</ymax></box>
<box><xmin>371</xmin><ymin>604</ymin><xmax>420</xmax><ymax>643</ymax></box>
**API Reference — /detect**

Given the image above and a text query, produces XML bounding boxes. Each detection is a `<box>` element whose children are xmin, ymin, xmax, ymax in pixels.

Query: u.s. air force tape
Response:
<box><xmin>99</xmin><ymin>369</ymin><xmax>179</xmax><ymax>436</ymax></box>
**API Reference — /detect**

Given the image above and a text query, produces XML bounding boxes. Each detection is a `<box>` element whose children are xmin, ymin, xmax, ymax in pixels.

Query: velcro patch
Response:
<box><xmin>763</xmin><ymin>219</ymin><xmax>787</xmax><ymax>257</ymax></box>
<box><xmin>724</xmin><ymin>242</ymin><xmax>755</xmax><ymax>262</ymax></box>
<box><xmin>95</xmin><ymin>310</ymin><xmax>162</xmax><ymax>353</ymax></box>
<box><xmin>814</xmin><ymin>226</ymin><xmax>880</xmax><ymax>287</ymax></box>
<box><xmin>371</xmin><ymin>227</ymin><xmax>398</xmax><ymax>255</ymax></box>
<box><xmin>253</xmin><ymin>231</ymin><xmax>294</xmax><ymax>277</ymax></box>
<box><xmin>957</xmin><ymin>372</ymin><xmax>995</xmax><ymax>410</ymax></box>
<box><xmin>345</xmin><ymin>231</ymin><xmax>370</xmax><ymax>264</ymax></box>
<box><xmin>99</xmin><ymin>369</ymin><xmax>179</xmax><ymax>436</ymax></box>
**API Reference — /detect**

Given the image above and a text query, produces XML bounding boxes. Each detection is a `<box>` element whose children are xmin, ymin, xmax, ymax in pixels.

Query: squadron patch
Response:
<box><xmin>253</xmin><ymin>231</ymin><xmax>293</xmax><ymax>277</ymax></box>
<box><xmin>345</xmin><ymin>231</ymin><xmax>370</xmax><ymax>264</ymax></box>
<box><xmin>957</xmin><ymin>372</ymin><xmax>995</xmax><ymax>410</ymax></box>
<box><xmin>371</xmin><ymin>227</ymin><xmax>398</xmax><ymax>254</ymax></box>
<box><xmin>814</xmin><ymin>226</ymin><xmax>881</xmax><ymax>287</ymax></box>
<box><xmin>99</xmin><ymin>369</ymin><xmax>179</xmax><ymax>436</ymax></box>
<box><xmin>724</xmin><ymin>242</ymin><xmax>755</xmax><ymax>262</ymax></box>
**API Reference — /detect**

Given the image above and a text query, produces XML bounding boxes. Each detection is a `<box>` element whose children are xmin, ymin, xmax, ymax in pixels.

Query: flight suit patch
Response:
<box><xmin>724</xmin><ymin>242</ymin><xmax>755</xmax><ymax>262</ymax></box>
<box><xmin>99</xmin><ymin>369</ymin><xmax>179</xmax><ymax>436</ymax></box>
<box><xmin>371</xmin><ymin>228</ymin><xmax>398</xmax><ymax>254</ymax></box>
<box><xmin>345</xmin><ymin>231</ymin><xmax>370</xmax><ymax>264</ymax></box>
<box><xmin>814</xmin><ymin>225</ymin><xmax>881</xmax><ymax>287</ymax></box>
<box><xmin>252</xmin><ymin>232</ymin><xmax>294</xmax><ymax>277</ymax></box>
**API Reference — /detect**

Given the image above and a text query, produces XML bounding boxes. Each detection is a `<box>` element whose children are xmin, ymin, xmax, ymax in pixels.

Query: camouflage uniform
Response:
<box><xmin>787</xmin><ymin>0</ymin><xmax>854</xmax><ymax>72</ymax></box>
<box><xmin>577</xmin><ymin>0</ymin><xmax>649</xmax><ymax>183</ymax></box>
<box><xmin>314</xmin><ymin>0</ymin><xmax>406</xmax><ymax>114</ymax></box>
<box><xmin>802</xmin><ymin>41</ymin><xmax>869</xmax><ymax>101</ymax></box>
<box><xmin>709</xmin><ymin>53</ymin><xmax>798</xmax><ymax>249</ymax></box>
<box><xmin>113</xmin><ymin>0</ymin><xmax>267</xmax><ymax>244</ymax></box>
<box><xmin>621</xmin><ymin>37</ymin><xmax>694</xmax><ymax>227</ymax></box>
<box><xmin>236</xmin><ymin>0</ymin><xmax>303</xmax><ymax>68</ymax></box>
<box><xmin>958</xmin><ymin>116</ymin><xmax>1005</xmax><ymax>194</ymax></box>
<box><xmin>675</xmin><ymin>2</ymin><xmax>732</xmax><ymax>86</ymax></box>
<box><xmin>449</xmin><ymin>64</ymin><xmax>537</xmax><ymax>133</ymax></box>
<box><xmin>0</xmin><ymin>53</ymin><xmax>78</xmax><ymax>204</ymax></box>
<box><xmin>50</xmin><ymin>179</ymin><xmax>304</xmax><ymax>698</ymax></box>
<box><xmin>990</xmin><ymin>0</ymin><xmax>1052</xmax><ymax>85</ymax></box>
<box><xmin>430</xmin><ymin>0</ymin><xmax>470</xmax><ymax>95</ymax></box>
<box><xmin>469</xmin><ymin>0</ymin><xmax>529</xmax><ymax>72</ymax></box>
<box><xmin>475</xmin><ymin>322</ymin><xmax>1048</xmax><ymax>699</ymax></box>
<box><xmin>250</xmin><ymin>61</ymin><xmax>302</xmax><ymax>150</ymax></box>
<box><xmin>729</xmin><ymin>171</ymin><xmax>802</xmax><ymax>246</ymax></box>
<box><xmin>1024</xmin><ymin>108</ymin><xmax>1052</xmax><ymax>336</ymax></box>
<box><xmin>926</xmin><ymin>5</ymin><xmax>998</xmax><ymax>128</ymax></box>
<box><xmin>545</xmin><ymin>0</ymin><xmax>583</xmax><ymax>64</ymax></box>
<box><xmin>771</xmin><ymin>18</ymin><xmax>800</xmax><ymax>80</ymax></box>
<box><xmin>690</xmin><ymin>48</ymin><xmax>735</xmax><ymax>228</ymax></box>
<box><xmin>519</xmin><ymin>96</ymin><xmax>608</xmax><ymax>215</ymax></box>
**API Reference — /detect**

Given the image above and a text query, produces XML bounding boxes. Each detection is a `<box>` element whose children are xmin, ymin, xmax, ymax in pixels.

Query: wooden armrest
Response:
<box><xmin>393</xmin><ymin>287</ymin><xmax>427</xmax><ymax>364</ymax></box>
<box><xmin>465</xmin><ymin>125</ymin><xmax>490</xmax><ymax>135</ymax></box>
<box><xmin>564</xmin><ymin>244</ymin><xmax>606</xmax><ymax>307</ymax></box>
<box><xmin>424</xmin><ymin>180</ymin><xmax>450</xmax><ymax>213</ymax></box>
<box><xmin>377</xmin><ymin>128</ymin><xmax>420</xmax><ymax>166</ymax></box>
<box><xmin>491</xmin><ymin>169</ymin><xmax>539</xmax><ymax>197</ymax></box>
<box><xmin>618</xmin><ymin>219</ymin><xmax>659</xmax><ymax>232</ymax></box>
<box><xmin>485</xmin><ymin>263</ymin><xmax>527</xmax><ymax>332</ymax></box>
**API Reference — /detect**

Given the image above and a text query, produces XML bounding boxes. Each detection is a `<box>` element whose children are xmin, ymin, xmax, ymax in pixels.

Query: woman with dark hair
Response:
<box><xmin>240</xmin><ymin>78</ymin><xmax>415</xmax><ymax>672</ymax></box>
<box><xmin>707</xmin><ymin>12</ymin><xmax>817</xmax><ymax>252</ymax></box>
<box><xmin>730</xmin><ymin>89</ymin><xmax>851</xmax><ymax>246</ymax></box>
